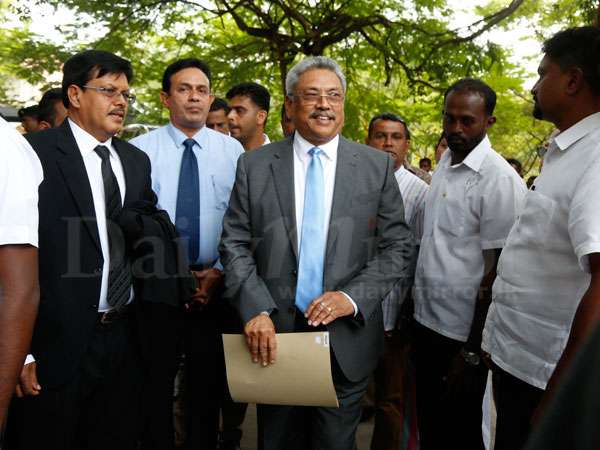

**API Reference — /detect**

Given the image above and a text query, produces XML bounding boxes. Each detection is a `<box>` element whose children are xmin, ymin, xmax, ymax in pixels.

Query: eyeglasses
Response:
<box><xmin>82</xmin><ymin>85</ymin><xmax>136</xmax><ymax>104</ymax></box>
<box><xmin>294</xmin><ymin>91</ymin><xmax>344</xmax><ymax>106</ymax></box>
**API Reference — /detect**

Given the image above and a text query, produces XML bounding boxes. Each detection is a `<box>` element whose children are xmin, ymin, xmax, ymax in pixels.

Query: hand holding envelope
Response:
<box><xmin>243</xmin><ymin>314</ymin><xmax>277</xmax><ymax>366</ymax></box>
<box><xmin>222</xmin><ymin>332</ymin><xmax>339</xmax><ymax>407</ymax></box>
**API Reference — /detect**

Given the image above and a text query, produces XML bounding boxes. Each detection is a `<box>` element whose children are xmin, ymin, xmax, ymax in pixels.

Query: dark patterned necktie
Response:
<box><xmin>175</xmin><ymin>138</ymin><xmax>200</xmax><ymax>264</ymax></box>
<box><xmin>94</xmin><ymin>145</ymin><xmax>131</xmax><ymax>309</ymax></box>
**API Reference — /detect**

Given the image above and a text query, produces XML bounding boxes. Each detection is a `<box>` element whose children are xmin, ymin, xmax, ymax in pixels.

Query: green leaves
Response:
<box><xmin>1</xmin><ymin>0</ymin><xmax>580</xmax><ymax>174</ymax></box>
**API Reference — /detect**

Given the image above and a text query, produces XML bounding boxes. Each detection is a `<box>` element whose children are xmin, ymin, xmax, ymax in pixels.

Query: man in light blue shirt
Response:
<box><xmin>131</xmin><ymin>58</ymin><xmax>243</xmax><ymax>450</ymax></box>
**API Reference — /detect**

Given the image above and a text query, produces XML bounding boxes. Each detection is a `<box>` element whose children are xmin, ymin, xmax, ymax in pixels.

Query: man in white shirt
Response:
<box><xmin>482</xmin><ymin>26</ymin><xmax>600</xmax><ymax>450</ymax></box>
<box><xmin>226</xmin><ymin>82</ymin><xmax>271</xmax><ymax>151</ymax></box>
<box><xmin>413</xmin><ymin>78</ymin><xmax>526</xmax><ymax>450</ymax></box>
<box><xmin>0</xmin><ymin>117</ymin><xmax>42</xmax><ymax>432</ymax></box>
<box><xmin>365</xmin><ymin>112</ymin><xmax>427</xmax><ymax>450</ymax></box>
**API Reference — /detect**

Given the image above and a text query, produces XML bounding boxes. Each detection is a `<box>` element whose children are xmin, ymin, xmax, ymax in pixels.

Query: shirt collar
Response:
<box><xmin>395</xmin><ymin>165</ymin><xmax>407</xmax><ymax>176</ymax></box>
<box><xmin>448</xmin><ymin>135</ymin><xmax>491</xmax><ymax>173</ymax></box>
<box><xmin>553</xmin><ymin>112</ymin><xmax>600</xmax><ymax>152</ymax></box>
<box><xmin>167</xmin><ymin>122</ymin><xmax>207</xmax><ymax>149</ymax></box>
<box><xmin>293</xmin><ymin>132</ymin><xmax>339</xmax><ymax>162</ymax></box>
<box><xmin>263</xmin><ymin>133</ymin><xmax>271</xmax><ymax>145</ymax></box>
<box><xmin>68</xmin><ymin>118</ymin><xmax>113</xmax><ymax>157</ymax></box>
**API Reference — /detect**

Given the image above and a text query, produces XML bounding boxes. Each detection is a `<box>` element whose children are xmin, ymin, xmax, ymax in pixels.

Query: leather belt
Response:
<box><xmin>97</xmin><ymin>304</ymin><xmax>132</xmax><ymax>325</ymax></box>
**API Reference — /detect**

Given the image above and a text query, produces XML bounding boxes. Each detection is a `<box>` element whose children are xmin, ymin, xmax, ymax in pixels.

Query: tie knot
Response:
<box><xmin>183</xmin><ymin>139</ymin><xmax>196</xmax><ymax>151</ymax></box>
<box><xmin>309</xmin><ymin>147</ymin><xmax>322</xmax><ymax>157</ymax></box>
<box><xmin>94</xmin><ymin>145</ymin><xmax>111</xmax><ymax>162</ymax></box>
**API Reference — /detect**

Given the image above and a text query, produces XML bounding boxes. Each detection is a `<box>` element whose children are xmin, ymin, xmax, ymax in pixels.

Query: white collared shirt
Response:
<box><xmin>381</xmin><ymin>166</ymin><xmax>429</xmax><ymax>331</ymax></box>
<box><xmin>413</xmin><ymin>135</ymin><xmax>526</xmax><ymax>342</ymax></box>
<box><xmin>395</xmin><ymin>166</ymin><xmax>428</xmax><ymax>243</ymax></box>
<box><xmin>69</xmin><ymin>118</ymin><xmax>130</xmax><ymax>312</ymax></box>
<box><xmin>483</xmin><ymin>112</ymin><xmax>600</xmax><ymax>389</ymax></box>
<box><xmin>0</xmin><ymin>117</ymin><xmax>43</xmax><ymax>247</ymax></box>
<box><xmin>292</xmin><ymin>132</ymin><xmax>358</xmax><ymax>314</ymax></box>
<box><xmin>293</xmin><ymin>132</ymin><xmax>338</xmax><ymax>248</ymax></box>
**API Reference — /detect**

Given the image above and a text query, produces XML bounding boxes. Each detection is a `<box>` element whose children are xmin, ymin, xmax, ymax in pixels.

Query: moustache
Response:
<box><xmin>446</xmin><ymin>134</ymin><xmax>466</xmax><ymax>143</ymax></box>
<box><xmin>309</xmin><ymin>111</ymin><xmax>335</xmax><ymax>120</ymax></box>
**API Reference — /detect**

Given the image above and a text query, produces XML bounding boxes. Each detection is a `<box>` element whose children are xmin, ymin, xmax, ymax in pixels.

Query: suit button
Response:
<box><xmin>91</xmin><ymin>304</ymin><xmax>98</xmax><ymax>309</ymax></box>
<box><xmin>288</xmin><ymin>306</ymin><xmax>296</xmax><ymax>313</ymax></box>
<box><xmin>291</xmin><ymin>270</ymin><xmax>297</xmax><ymax>276</ymax></box>
<box><xmin>93</xmin><ymin>267</ymin><xmax>102</xmax><ymax>275</ymax></box>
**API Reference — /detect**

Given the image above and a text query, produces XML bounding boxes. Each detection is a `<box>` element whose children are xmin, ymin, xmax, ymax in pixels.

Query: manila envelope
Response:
<box><xmin>222</xmin><ymin>332</ymin><xmax>339</xmax><ymax>407</ymax></box>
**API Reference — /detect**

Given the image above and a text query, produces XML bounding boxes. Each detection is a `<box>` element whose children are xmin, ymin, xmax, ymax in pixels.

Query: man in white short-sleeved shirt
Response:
<box><xmin>482</xmin><ymin>26</ymin><xmax>600</xmax><ymax>450</ymax></box>
<box><xmin>0</xmin><ymin>116</ymin><xmax>42</xmax><ymax>429</ymax></box>
<box><xmin>412</xmin><ymin>79</ymin><xmax>526</xmax><ymax>450</ymax></box>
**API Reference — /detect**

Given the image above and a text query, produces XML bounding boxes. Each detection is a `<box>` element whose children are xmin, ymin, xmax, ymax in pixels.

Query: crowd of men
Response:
<box><xmin>0</xmin><ymin>25</ymin><xmax>599</xmax><ymax>450</ymax></box>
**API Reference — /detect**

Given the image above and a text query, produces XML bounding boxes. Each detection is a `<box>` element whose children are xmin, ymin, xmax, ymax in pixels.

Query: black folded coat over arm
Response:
<box><xmin>118</xmin><ymin>200</ymin><xmax>196</xmax><ymax>307</ymax></box>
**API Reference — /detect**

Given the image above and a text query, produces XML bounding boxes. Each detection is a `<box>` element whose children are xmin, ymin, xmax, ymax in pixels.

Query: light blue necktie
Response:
<box><xmin>295</xmin><ymin>147</ymin><xmax>326</xmax><ymax>313</ymax></box>
<box><xmin>175</xmin><ymin>138</ymin><xmax>200</xmax><ymax>264</ymax></box>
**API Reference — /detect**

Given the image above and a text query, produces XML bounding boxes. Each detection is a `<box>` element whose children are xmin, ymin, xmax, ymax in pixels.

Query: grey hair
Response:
<box><xmin>285</xmin><ymin>56</ymin><xmax>347</xmax><ymax>96</ymax></box>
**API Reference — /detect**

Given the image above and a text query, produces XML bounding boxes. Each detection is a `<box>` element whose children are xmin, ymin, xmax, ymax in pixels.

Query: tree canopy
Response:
<box><xmin>2</xmin><ymin>0</ymin><xmax>596</xmax><ymax>173</ymax></box>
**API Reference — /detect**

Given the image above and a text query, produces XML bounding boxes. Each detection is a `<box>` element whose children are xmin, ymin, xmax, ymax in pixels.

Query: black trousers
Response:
<box><xmin>137</xmin><ymin>302</ymin><xmax>184</xmax><ymax>450</ymax></box>
<box><xmin>220</xmin><ymin>303</ymin><xmax>247</xmax><ymax>447</ymax></box>
<box><xmin>256</xmin><ymin>311</ymin><xmax>369</xmax><ymax>450</ymax></box>
<box><xmin>492</xmin><ymin>365</ymin><xmax>544</xmax><ymax>450</ymax></box>
<box><xmin>183</xmin><ymin>302</ymin><xmax>225</xmax><ymax>450</ymax></box>
<box><xmin>413</xmin><ymin>322</ymin><xmax>487</xmax><ymax>450</ymax></box>
<box><xmin>6</xmin><ymin>312</ymin><xmax>142</xmax><ymax>450</ymax></box>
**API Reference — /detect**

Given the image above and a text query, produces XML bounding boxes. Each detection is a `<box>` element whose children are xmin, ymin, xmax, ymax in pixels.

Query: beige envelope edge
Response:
<box><xmin>222</xmin><ymin>332</ymin><xmax>339</xmax><ymax>408</ymax></box>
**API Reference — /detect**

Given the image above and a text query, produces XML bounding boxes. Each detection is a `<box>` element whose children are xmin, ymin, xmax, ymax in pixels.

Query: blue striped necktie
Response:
<box><xmin>295</xmin><ymin>147</ymin><xmax>326</xmax><ymax>312</ymax></box>
<box><xmin>175</xmin><ymin>138</ymin><xmax>200</xmax><ymax>264</ymax></box>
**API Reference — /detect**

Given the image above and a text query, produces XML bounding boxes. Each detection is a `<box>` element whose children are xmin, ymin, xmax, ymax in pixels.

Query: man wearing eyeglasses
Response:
<box><xmin>219</xmin><ymin>56</ymin><xmax>413</xmax><ymax>450</ymax></box>
<box><xmin>9</xmin><ymin>50</ymin><xmax>154</xmax><ymax>450</ymax></box>
<box><xmin>131</xmin><ymin>58</ymin><xmax>244</xmax><ymax>450</ymax></box>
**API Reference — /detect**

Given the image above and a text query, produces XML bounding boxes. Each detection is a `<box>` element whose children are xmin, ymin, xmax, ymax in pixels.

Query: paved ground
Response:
<box><xmin>240</xmin><ymin>404</ymin><xmax>374</xmax><ymax>450</ymax></box>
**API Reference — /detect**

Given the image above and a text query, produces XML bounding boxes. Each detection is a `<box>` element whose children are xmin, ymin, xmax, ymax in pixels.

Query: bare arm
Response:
<box><xmin>465</xmin><ymin>248</ymin><xmax>501</xmax><ymax>352</ymax></box>
<box><xmin>0</xmin><ymin>244</ymin><xmax>39</xmax><ymax>427</ymax></box>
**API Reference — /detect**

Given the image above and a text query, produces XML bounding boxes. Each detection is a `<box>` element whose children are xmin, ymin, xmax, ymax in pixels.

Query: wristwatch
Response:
<box><xmin>460</xmin><ymin>347</ymin><xmax>481</xmax><ymax>366</ymax></box>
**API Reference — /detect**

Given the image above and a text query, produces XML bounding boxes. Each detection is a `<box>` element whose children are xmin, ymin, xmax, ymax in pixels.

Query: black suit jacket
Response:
<box><xmin>219</xmin><ymin>135</ymin><xmax>414</xmax><ymax>382</ymax></box>
<box><xmin>26</xmin><ymin>121</ymin><xmax>155</xmax><ymax>389</ymax></box>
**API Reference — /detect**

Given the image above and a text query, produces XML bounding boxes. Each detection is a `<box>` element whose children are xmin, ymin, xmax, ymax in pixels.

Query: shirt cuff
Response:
<box><xmin>339</xmin><ymin>291</ymin><xmax>358</xmax><ymax>317</ymax></box>
<box><xmin>24</xmin><ymin>354</ymin><xmax>35</xmax><ymax>365</ymax></box>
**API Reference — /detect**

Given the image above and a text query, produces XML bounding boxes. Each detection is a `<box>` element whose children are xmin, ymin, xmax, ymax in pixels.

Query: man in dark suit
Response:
<box><xmin>219</xmin><ymin>56</ymin><xmax>414</xmax><ymax>450</ymax></box>
<box><xmin>10</xmin><ymin>50</ymin><xmax>154</xmax><ymax>450</ymax></box>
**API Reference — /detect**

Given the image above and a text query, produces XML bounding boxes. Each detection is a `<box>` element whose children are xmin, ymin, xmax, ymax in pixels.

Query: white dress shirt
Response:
<box><xmin>292</xmin><ymin>132</ymin><xmax>357</xmax><ymax>314</ymax></box>
<box><xmin>413</xmin><ymin>135</ymin><xmax>526</xmax><ymax>342</ymax></box>
<box><xmin>69</xmin><ymin>119</ymin><xmax>131</xmax><ymax>312</ymax></box>
<box><xmin>0</xmin><ymin>117</ymin><xmax>43</xmax><ymax>247</ymax></box>
<box><xmin>395</xmin><ymin>166</ymin><xmax>428</xmax><ymax>243</ymax></box>
<box><xmin>483</xmin><ymin>112</ymin><xmax>600</xmax><ymax>389</ymax></box>
<box><xmin>381</xmin><ymin>166</ymin><xmax>428</xmax><ymax>331</ymax></box>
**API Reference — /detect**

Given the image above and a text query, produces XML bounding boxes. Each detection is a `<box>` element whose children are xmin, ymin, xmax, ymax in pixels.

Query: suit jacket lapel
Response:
<box><xmin>326</xmin><ymin>137</ymin><xmax>358</xmax><ymax>273</ymax></box>
<box><xmin>55</xmin><ymin>121</ymin><xmax>102</xmax><ymax>254</ymax></box>
<box><xmin>270</xmin><ymin>139</ymin><xmax>298</xmax><ymax>263</ymax></box>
